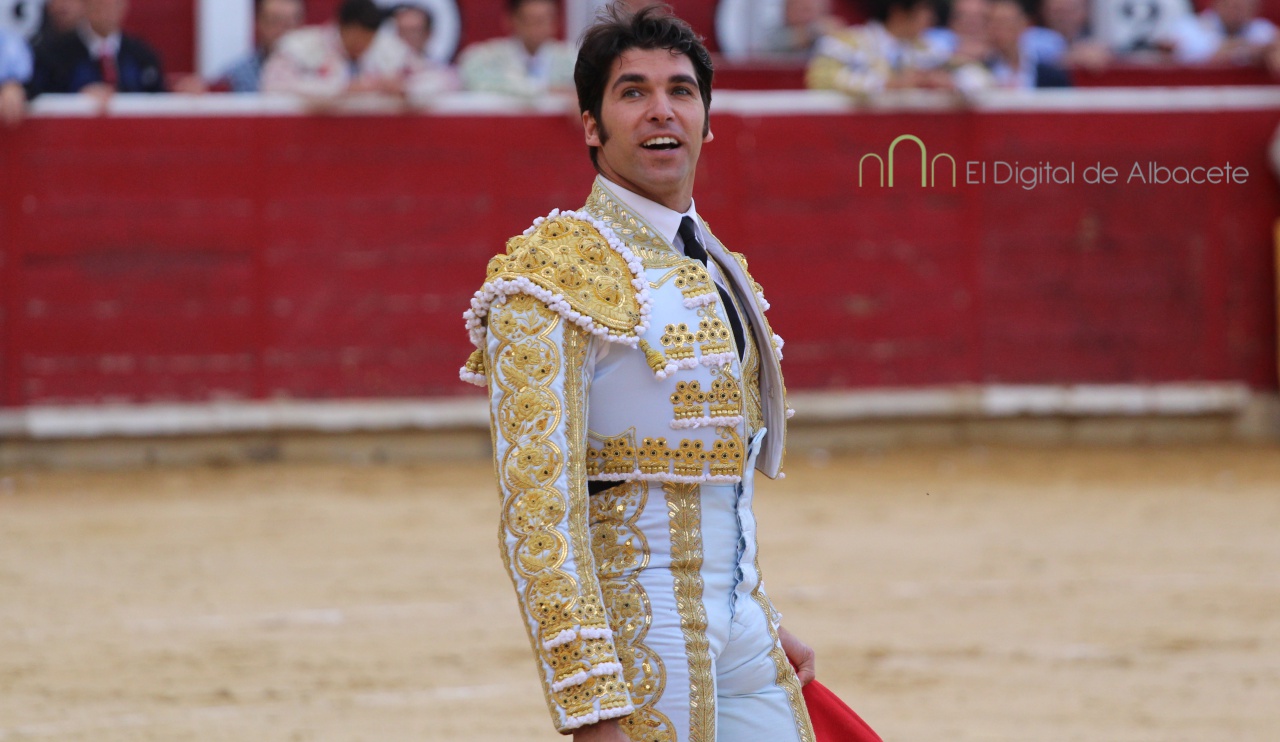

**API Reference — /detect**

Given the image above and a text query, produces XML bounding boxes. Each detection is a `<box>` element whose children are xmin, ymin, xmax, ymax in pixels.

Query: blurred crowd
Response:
<box><xmin>801</xmin><ymin>0</ymin><xmax>1278</xmax><ymax>96</ymax></box>
<box><xmin>2</xmin><ymin>0</ymin><xmax>1279</xmax><ymax>127</ymax></box>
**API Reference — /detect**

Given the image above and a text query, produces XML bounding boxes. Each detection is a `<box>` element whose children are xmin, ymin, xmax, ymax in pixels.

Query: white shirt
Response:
<box><xmin>78</xmin><ymin>25</ymin><xmax>121</xmax><ymax>61</ymax></box>
<box><xmin>1167</xmin><ymin>10</ymin><xmax>1278</xmax><ymax>62</ymax></box>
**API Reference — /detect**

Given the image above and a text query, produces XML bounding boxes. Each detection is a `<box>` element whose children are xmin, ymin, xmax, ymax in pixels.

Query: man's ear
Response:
<box><xmin>583</xmin><ymin>110</ymin><xmax>602</xmax><ymax>147</ymax></box>
<box><xmin>704</xmin><ymin>125</ymin><xmax>714</xmax><ymax>144</ymax></box>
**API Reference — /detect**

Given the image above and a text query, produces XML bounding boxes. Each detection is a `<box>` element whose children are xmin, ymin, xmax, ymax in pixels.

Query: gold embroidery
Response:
<box><xmin>703</xmin><ymin>223</ymin><xmax>790</xmax><ymax>468</ymax></box>
<box><xmin>660</xmin><ymin>323</ymin><xmax>697</xmax><ymax>361</ymax></box>
<box><xmin>706</xmin><ymin>369</ymin><xmax>742</xmax><ymax>419</ymax></box>
<box><xmin>486</xmin><ymin>214</ymin><xmax>645</xmax><ymax>335</ymax></box>
<box><xmin>588</xmin><ymin>430</ymin><xmax>639</xmax><ymax>477</ymax></box>
<box><xmin>564</xmin><ymin>319</ymin><xmax>623</xmax><ymax>681</ymax></box>
<box><xmin>742</xmin><ymin>337</ymin><xmax>764</xmax><ymax>435</ymax></box>
<box><xmin>587</xmin><ymin>430</ymin><xmax>744</xmax><ymax>481</ymax></box>
<box><xmin>665</xmin><ymin>483</ymin><xmax>714</xmax><ymax>742</ymax></box>
<box><xmin>674</xmin><ymin>263</ymin><xmax>715</xmax><ymax>305</ymax></box>
<box><xmin>591</xmin><ymin>482</ymin><xmax>675</xmax><ymax>742</ymax></box>
<box><xmin>670</xmin><ymin>381</ymin><xmax>706</xmax><ymax>422</ymax></box>
<box><xmin>649</xmin><ymin>264</ymin><xmax>716</xmax><ymax>308</ymax></box>
<box><xmin>491</xmin><ymin>295</ymin><xmax>627</xmax><ymax>724</ymax></box>
<box><xmin>696</xmin><ymin>316</ymin><xmax>732</xmax><ymax>358</ymax></box>
<box><xmin>708</xmin><ymin>428</ymin><xmax>745</xmax><ymax>478</ymax></box>
<box><xmin>584</xmin><ymin>181</ymin><xmax>683</xmax><ymax>268</ymax></box>
<box><xmin>750</xmin><ymin>556</ymin><xmax>815</xmax><ymax>741</ymax></box>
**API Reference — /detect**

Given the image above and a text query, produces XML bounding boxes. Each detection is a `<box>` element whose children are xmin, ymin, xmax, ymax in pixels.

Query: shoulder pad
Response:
<box><xmin>461</xmin><ymin>211</ymin><xmax>653</xmax><ymax>375</ymax></box>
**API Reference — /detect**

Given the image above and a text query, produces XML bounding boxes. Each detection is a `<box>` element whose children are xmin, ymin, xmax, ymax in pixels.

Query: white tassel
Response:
<box><xmin>458</xmin><ymin>368</ymin><xmax>487</xmax><ymax>387</ymax></box>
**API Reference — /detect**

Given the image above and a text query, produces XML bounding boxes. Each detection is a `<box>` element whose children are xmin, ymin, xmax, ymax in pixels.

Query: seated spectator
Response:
<box><xmin>1095</xmin><ymin>0</ymin><xmax>1194</xmax><ymax>55</ymax></box>
<box><xmin>392</xmin><ymin>3</ymin><xmax>432</xmax><ymax>63</ymax></box>
<box><xmin>1163</xmin><ymin>0</ymin><xmax>1276</xmax><ymax>64</ymax></box>
<box><xmin>806</xmin><ymin>0</ymin><xmax>955</xmax><ymax>95</ymax></box>
<box><xmin>261</xmin><ymin>0</ymin><xmax>453</xmax><ymax>104</ymax></box>
<box><xmin>28</xmin><ymin>0</ymin><xmax>166</xmax><ymax>100</ymax></box>
<box><xmin>389</xmin><ymin>3</ymin><xmax>460</xmax><ymax>87</ymax></box>
<box><xmin>928</xmin><ymin>0</ymin><xmax>993</xmax><ymax>64</ymax></box>
<box><xmin>29</xmin><ymin>0</ymin><xmax>86</xmax><ymax>47</ymax></box>
<box><xmin>458</xmin><ymin>0</ymin><xmax>575</xmax><ymax>96</ymax></box>
<box><xmin>1041</xmin><ymin>0</ymin><xmax>1111</xmax><ymax>69</ymax></box>
<box><xmin>984</xmin><ymin>0</ymin><xmax>1072</xmax><ymax>86</ymax></box>
<box><xmin>760</xmin><ymin>0</ymin><xmax>847</xmax><ymax>59</ymax></box>
<box><xmin>220</xmin><ymin>0</ymin><xmax>305</xmax><ymax>93</ymax></box>
<box><xmin>1</xmin><ymin>26</ymin><xmax>31</xmax><ymax>126</ymax></box>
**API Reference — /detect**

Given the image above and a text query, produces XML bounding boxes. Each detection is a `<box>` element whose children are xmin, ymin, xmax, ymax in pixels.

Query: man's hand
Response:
<box><xmin>0</xmin><ymin>81</ymin><xmax>26</xmax><ymax>127</ymax></box>
<box><xmin>81</xmin><ymin>82</ymin><xmax>114</xmax><ymax>113</ymax></box>
<box><xmin>573</xmin><ymin>719</ymin><xmax>630</xmax><ymax>742</ymax></box>
<box><xmin>346</xmin><ymin>76</ymin><xmax>407</xmax><ymax>97</ymax></box>
<box><xmin>778</xmin><ymin>625</ymin><xmax>816</xmax><ymax>686</ymax></box>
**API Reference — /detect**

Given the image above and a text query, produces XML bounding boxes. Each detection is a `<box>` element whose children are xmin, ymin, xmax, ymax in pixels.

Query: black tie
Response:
<box><xmin>678</xmin><ymin>217</ymin><xmax>745</xmax><ymax>360</ymax></box>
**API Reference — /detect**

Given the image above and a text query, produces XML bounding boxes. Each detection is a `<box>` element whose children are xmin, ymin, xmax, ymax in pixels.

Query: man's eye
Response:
<box><xmin>673</xmin><ymin>86</ymin><xmax>694</xmax><ymax>96</ymax></box>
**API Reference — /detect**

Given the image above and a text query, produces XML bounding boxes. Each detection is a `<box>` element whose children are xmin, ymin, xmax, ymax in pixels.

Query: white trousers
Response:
<box><xmin>589</xmin><ymin>439</ymin><xmax>815</xmax><ymax>742</ymax></box>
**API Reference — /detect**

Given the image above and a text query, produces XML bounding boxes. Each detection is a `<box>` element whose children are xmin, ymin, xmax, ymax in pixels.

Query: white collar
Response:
<box><xmin>78</xmin><ymin>24</ymin><xmax>121</xmax><ymax>57</ymax></box>
<box><xmin>597</xmin><ymin>176</ymin><xmax>701</xmax><ymax>252</ymax></box>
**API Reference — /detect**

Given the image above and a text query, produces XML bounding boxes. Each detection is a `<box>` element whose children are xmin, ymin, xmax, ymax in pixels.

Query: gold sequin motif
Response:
<box><xmin>696</xmin><ymin>317</ymin><xmax>732</xmax><ymax>358</ymax></box>
<box><xmin>660</xmin><ymin>323</ymin><xmax>697</xmax><ymax>361</ymax></box>
<box><xmin>590</xmin><ymin>482</ymin><xmax>675</xmax><ymax>742</ymax></box>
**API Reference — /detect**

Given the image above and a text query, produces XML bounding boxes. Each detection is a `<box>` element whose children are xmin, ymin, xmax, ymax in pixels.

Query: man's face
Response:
<box><xmin>1215</xmin><ymin>0</ymin><xmax>1258</xmax><ymax>34</ymax></box>
<box><xmin>510</xmin><ymin>0</ymin><xmax>557</xmax><ymax>54</ymax></box>
<box><xmin>339</xmin><ymin>24</ymin><xmax>377</xmax><ymax>61</ymax></box>
<box><xmin>1043</xmin><ymin>0</ymin><xmax>1087</xmax><ymax>38</ymax></box>
<box><xmin>47</xmin><ymin>0</ymin><xmax>86</xmax><ymax>32</ymax></box>
<box><xmin>987</xmin><ymin>0</ymin><xmax>1028</xmax><ymax>52</ymax></box>
<box><xmin>785</xmin><ymin>0</ymin><xmax>830</xmax><ymax>26</ymax></box>
<box><xmin>951</xmin><ymin>0</ymin><xmax>991</xmax><ymax>37</ymax></box>
<box><xmin>394</xmin><ymin>7</ymin><xmax>431</xmax><ymax>54</ymax></box>
<box><xmin>85</xmin><ymin>0</ymin><xmax>126</xmax><ymax>36</ymax></box>
<box><xmin>257</xmin><ymin>0</ymin><xmax>303</xmax><ymax>51</ymax></box>
<box><xmin>583</xmin><ymin>48</ymin><xmax>712</xmax><ymax>212</ymax></box>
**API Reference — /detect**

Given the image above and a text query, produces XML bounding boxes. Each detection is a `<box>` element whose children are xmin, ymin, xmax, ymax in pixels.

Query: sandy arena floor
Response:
<box><xmin>1</xmin><ymin>444</ymin><xmax>1278</xmax><ymax>742</ymax></box>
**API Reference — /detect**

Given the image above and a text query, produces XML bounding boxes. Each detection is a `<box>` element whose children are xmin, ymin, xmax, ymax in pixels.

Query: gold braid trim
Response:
<box><xmin>591</xmin><ymin>482</ymin><xmax>675</xmax><ymax>742</ymax></box>
<box><xmin>750</xmin><ymin>557</ymin><xmax>815</xmax><ymax>741</ymax></box>
<box><xmin>664</xmin><ymin>483</ymin><xmax>715</xmax><ymax>742</ymax></box>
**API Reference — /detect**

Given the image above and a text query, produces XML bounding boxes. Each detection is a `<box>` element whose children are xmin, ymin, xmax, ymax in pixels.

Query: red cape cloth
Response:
<box><xmin>803</xmin><ymin>680</ymin><xmax>884</xmax><ymax>742</ymax></box>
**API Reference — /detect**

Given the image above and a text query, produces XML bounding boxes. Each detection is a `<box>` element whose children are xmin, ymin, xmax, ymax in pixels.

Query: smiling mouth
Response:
<box><xmin>641</xmin><ymin>136</ymin><xmax>681</xmax><ymax>151</ymax></box>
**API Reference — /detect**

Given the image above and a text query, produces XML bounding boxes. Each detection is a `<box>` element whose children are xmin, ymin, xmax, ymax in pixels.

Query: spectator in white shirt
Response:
<box><xmin>1164</xmin><ymin>0</ymin><xmax>1277</xmax><ymax>64</ymax></box>
<box><xmin>457</xmin><ymin>0</ymin><xmax>576</xmax><ymax>97</ymax></box>
<box><xmin>262</xmin><ymin>0</ymin><xmax>453</xmax><ymax>106</ymax></box>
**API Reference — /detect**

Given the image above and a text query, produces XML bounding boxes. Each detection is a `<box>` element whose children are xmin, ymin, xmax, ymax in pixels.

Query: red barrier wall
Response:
<box><xmin>1</xmin><ymin>103</ymin><xmax>1276</xmax><ymax>406</ymax></box>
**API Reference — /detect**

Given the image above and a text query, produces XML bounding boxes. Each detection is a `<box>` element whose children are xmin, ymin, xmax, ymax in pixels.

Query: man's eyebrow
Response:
<box><xmin>611</xmin><ymin>73</ymin><xmax>648</xmax><ymax>89</ymax></box>
<box><xmin>610</xmin><ymin>73</ymin><xmax>700</xmax><ymax>90</ymax></box>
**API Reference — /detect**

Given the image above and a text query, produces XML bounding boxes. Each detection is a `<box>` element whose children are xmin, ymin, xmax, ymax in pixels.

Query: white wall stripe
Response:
<box><xmin>0</xmin><ymin>383</ymin><xmax>1256</xmax><ymax>440</ymax></box>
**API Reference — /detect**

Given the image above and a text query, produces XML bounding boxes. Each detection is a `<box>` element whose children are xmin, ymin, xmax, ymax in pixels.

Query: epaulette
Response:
<box><xmin>459</xmin><ymin>210</ymin><xmax>652</xmax><ymax>386</ymax></box>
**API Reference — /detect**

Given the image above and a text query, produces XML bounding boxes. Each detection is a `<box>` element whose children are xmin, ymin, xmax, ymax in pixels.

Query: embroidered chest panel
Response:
<box><xmin>585</xmin><ymin>259</ymin><xmax>757</xmax><ymax>484</ymax></box>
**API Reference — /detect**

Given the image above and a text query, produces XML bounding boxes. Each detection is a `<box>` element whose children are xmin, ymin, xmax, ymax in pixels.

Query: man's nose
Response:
<box><xmin>646</xmin><ymin>92</ymin><xmax>675</xmax><ymax>121</ymax></box>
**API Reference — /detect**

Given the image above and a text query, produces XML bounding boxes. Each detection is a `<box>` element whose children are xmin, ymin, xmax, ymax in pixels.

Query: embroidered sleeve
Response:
<box><xmin>486</xmin><ymin>293</ymin><xmax>634</xmax><ymax>733</ymax></box>
<box><xmin>805</xmin><ymin>32</ymin><xmax>888</xmax><ymax>97</ymax></box>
